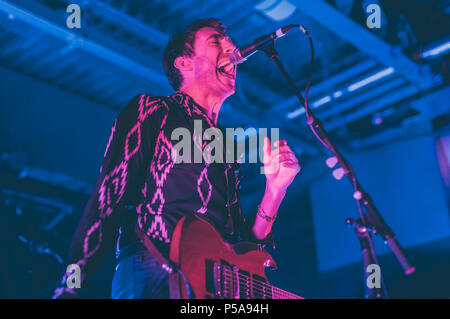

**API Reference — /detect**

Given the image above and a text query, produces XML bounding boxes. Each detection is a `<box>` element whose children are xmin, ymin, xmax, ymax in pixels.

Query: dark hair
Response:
<box><xmin>163</xmin><ymin>18</ymin><xmax>226</xmax><ymax>91</ymax></box>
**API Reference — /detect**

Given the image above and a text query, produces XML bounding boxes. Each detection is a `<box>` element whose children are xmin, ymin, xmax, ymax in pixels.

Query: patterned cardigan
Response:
<box><xmin>54</xmin><ymin>92</ymin><xmax>273</xmax><ymax>297</ymax></box>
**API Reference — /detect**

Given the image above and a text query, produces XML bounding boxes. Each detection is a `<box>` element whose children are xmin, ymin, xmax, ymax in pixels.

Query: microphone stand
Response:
<box><xmin>345</xmin><ymin>218</ymin><xmax>387</xmax><ymax>298</ymax></box>
<box><xmin>260</xmin><ymin>40</ymin><xmax>415</xmax><ymax>298</ymax></box>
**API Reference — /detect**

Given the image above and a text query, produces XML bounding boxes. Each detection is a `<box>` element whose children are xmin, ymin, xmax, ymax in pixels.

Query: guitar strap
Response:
<box><xmin>134</xmin><ymin>223</ymin><xmax>181</xmax><ymax>299</ymax></box>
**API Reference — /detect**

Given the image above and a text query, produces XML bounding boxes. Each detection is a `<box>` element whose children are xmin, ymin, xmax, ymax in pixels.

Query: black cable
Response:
<box><xmin>297</xmin><ymin>25</ymin><xmax>367</xmax><ymax>225</ymax></box>
<box><xmin>298</xmin><ymin>25</ymin><xmax>332</xmax><ymax>150</ymax></box>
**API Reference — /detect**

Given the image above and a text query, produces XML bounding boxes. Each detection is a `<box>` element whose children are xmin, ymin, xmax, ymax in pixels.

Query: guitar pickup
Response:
<box><xmin>232</xmin><ymin>265</ymin><xmax>240</xmax><ymax>299</ymax></box>
<box><xmin>213</xmin><ymin>262</ymin><xmax>222</xmax><ymax>297</ymax></box>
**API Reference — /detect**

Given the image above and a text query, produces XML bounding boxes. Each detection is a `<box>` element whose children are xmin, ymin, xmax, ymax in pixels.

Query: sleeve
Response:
<box><xmin>233</xmin><ymin>165</ymin><xmax>275</xmax><ymax>249</ymax></box>
<box><xmin>53</xmin><ymin>94</ymin><xmax>169</xmax><ymax>298</ymax></box>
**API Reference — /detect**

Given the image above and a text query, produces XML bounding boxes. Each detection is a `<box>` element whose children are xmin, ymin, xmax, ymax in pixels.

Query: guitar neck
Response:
<box><xmin>223</xmin><ymin>265</ymin><xmax>302</xmax><ymax>299</ymax></box>
<box><xmin>270</xmin><ymin>285</ymin><xmax>303</xmax><ymax>299</ymax></box>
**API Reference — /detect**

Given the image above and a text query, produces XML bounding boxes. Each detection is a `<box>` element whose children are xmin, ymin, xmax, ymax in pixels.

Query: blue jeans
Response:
<box><xmin>111</xmin><ymin>248</ymin><xmax>170</xmax><ymax>299</ymax></box>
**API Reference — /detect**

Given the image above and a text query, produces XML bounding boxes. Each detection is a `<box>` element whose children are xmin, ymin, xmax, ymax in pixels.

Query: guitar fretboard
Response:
<box><xmin>220</xmin><ymin>266</ymin><xmax>302</xmax><ymax>299</ymax></box>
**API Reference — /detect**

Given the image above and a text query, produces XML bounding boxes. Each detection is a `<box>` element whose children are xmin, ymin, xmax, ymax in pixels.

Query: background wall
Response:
<box><xmin>310</xmin><ymin>134</ymin><xmax>450</xmax><ymax>272</ymax></box>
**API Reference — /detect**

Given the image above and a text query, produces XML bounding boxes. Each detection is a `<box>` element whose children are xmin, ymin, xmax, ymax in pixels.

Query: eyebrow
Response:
<box><xmin>206</xmin><ymin>33</ymin><xmax>225</xmax><ymax>41</ymax></box>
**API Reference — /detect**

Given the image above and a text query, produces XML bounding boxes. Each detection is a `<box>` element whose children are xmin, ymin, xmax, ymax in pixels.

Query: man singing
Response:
<box><xmin>54</xmin><ymin>18</ymin><xmax>300</xmax><ymax>299</ymax></box>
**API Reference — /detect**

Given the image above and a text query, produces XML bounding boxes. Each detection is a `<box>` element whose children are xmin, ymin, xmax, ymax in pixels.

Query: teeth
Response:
<box><xmin>218</xmin><ymin>62</ymin><xmax>235</xmax><ymax>78</ymax></box>
<box><xmin>224</xmin><ymin>63</ymin><xmax>234</xmax><ymax>74</ymax></box>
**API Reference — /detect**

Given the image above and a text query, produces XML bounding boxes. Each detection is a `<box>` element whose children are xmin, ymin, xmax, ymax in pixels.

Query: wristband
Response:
<box><xmin>257</xmin><ymin>205</ymin><xmax>276</xmax><ymax>223</ymax></box>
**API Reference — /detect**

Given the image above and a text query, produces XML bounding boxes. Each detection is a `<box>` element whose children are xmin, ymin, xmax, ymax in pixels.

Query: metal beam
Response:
<box><xmin>55</xmin><ymin>0</ymin><xmax>169</xmax><ymax>46</ymax></box>
<box><xmin>273</xmin><ymin>59</ymin><xmax>379</xmax><ymax>111</ymax></box>
<box><xmin>318</xmin><ymin>77</ymin><xmax>406</xmax><ymax>120</ymax></box>
<box><xmin>291</xmin><ymin>0</ymin><xmax>440</xmax><ymax>90</ymax></box>
<box><xmin>88</xmin><ymin>0</ymin><xmax>168</xmax><ymax>46</ymax></box>
<box><xmin>0</xmin><ymin>0</ymin><xmax>170</xmax><ymax>87</ymax></box>
<box><xmin>349</xmin><ymin>126</ymin><xmax>407</xmax><ymax>150</ymax></box>
<box><xmin>325</xmin><ymin>85</ymin><xmax>419</xmax><ymax>131</ymax></box>
<box><xmin>409</xmin><ymin>86</ymin><xmax>450</xmax><ymax>115</ymax></box>
<box><xmin>349</xmin><ymin>118</ymin><xmax>436</xmax><ymax>150</ymax></box>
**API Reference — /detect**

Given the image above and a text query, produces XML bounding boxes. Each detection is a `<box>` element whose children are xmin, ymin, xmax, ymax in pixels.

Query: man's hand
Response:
<box><xmin>263</xmin><ymin>137</ymin><xmax>301</xmax><ymax>192</ymax></box>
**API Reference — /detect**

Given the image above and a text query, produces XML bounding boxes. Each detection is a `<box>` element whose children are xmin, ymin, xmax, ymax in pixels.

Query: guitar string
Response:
<box><xmin>225</xmin><ymin>273</ymin><xmax>300</xmax><ymax>299</ymax></box>
<box><xmin>224</xmin><ymin>275</ymin><xmax>273</xmax><ymax>298</ymax></box>
<box><xmin>221</xmin><ymin>270</ymin><xmax>301</xmax><ymax>299</ymax></box>
<box><xmin>222</xmin><ymin>272</ymin><xmax>297</xmax><ymax>299</ymax></box>
<box><xmin>222</xmin><ymin>270</ymin><xmax>298</xmax><ymax>298</ymax></box>
<box><xmin>221</xmin><ymin>273</ymin><xmax>272</xmax><ymax>298</ymax></box>
<box><xmin>223</xmin><ymin>277</ymin><xmax>269</xmax><ymax>299</ymax></box>
<box><xmin>221</xmin><ymin>286</ymin><xmax>273</xmax><ymax>299</ymax></box>
<box><xmin>221</xmin><ymin>271</ymin><xmax>270</xmax><ymax>295</ymax></box>
<box><xmin>222</xmin><ymin>285</ymin><xmax>295</xmax><ymax>300</ymax></box>
<box><xmin>221</xmin><ymin>285</ymin><xmax>292</xmax><ymax>300</ymax></box>
<box><xmin>220</xmin><ymin>266</ymin><xmax>301</xmax><ymax>299</ymax></box>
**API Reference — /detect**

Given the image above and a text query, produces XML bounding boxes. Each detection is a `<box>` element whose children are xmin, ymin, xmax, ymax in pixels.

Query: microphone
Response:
<box><xmin>229</xmin><ymin>24</ymin><xmax>298</xmax><ymax>65</ymax></box>
<box><xmin>385</xmin><ymin>235</ymin><xmax>416</xmax><ymax>275</ymax></box>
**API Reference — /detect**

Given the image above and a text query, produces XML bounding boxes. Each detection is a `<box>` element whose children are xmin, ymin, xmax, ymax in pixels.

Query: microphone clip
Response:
<box><xmin>260</xmin><ymin>39</ymin><xmax>279</xmax><ymax>62</ymax></box>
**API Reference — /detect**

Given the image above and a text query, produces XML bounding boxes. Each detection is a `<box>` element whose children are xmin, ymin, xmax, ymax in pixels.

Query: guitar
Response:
<box><xmin>169</xmin><ymin>215</ymin><xmax>303</xmax><ymax>299</ymax></box>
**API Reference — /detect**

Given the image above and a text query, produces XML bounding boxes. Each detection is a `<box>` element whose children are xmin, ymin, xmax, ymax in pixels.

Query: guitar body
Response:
<box><xmin>169</xmin><ymin>215</ymin><xmax>300</xmax><ymax>299</ymax></box>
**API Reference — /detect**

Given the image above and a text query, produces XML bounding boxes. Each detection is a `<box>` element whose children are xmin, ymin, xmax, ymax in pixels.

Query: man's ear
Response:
<box><xmin>174</xmin><ymin>56</ymin><xmax>193</xmax><ymax>72</ymax></box>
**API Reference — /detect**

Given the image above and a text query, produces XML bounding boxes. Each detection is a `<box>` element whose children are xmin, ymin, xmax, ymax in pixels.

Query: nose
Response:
<box><xmin>223</xmin><ymin>38</ymin><xmax>236</xmax><ymax>54</ymax></box>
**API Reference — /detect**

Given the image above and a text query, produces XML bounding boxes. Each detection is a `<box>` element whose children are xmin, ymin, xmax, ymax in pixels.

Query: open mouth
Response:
<box><xmin>217</xmin><ymin>62</ymin><xmax>236</xmax><ymax>80</ymax></box>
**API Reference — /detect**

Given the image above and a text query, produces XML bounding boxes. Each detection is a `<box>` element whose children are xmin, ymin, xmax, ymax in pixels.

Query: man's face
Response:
<box><xmin>189</xmin><ymin>27</ymin><xmax>237</xmax><ymax>97</ymax></box>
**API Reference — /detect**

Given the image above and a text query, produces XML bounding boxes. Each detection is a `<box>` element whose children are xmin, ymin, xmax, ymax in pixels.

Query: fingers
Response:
<box><xmin>271</xmin><ymin>145</ymin><xmax>294</xmax><ymax>157</ymax></box>
<box><xmin>265</xmin><ymin>139</ymin><xmax>291</xmax><ymax>157</ymax></box>
<box><xmin>264</xmin><ymin>139</ymin><xmax>300</xmax><ymax>167</ymax></box>
<box><xmin>271</xmin><ymin>143</ymin><xmax>298</xmax><ymax>163</ymax></box>
<box><xmin>274</xmin><ymin>139</ymin><xmax>287</xmax><ymax>147</ymax></box>
<box><xmin>281</xmin><ymin>161</ymin><xmax>301</xmax><ymax>172</ymax></box>
<box><xmin>277</xmin><ymin>153</ymin><xmax>298</xmax><ymax>163</ymax></box>
<box><xmin>281</xmin><ymin>160</ymin><xmax>299</xmax><ymax>167</ymax></box>
<box><xmin>263</xmin><ymin>136</ymin><xmax>271</xmax><ymax>163</ymax></box>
